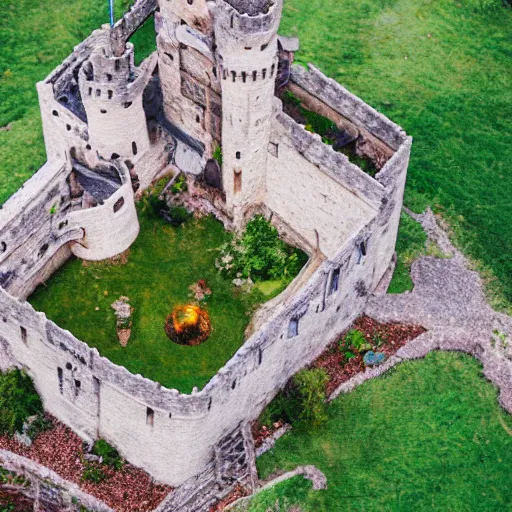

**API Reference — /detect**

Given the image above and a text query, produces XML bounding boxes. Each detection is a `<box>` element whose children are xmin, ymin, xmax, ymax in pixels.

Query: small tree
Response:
<box><xmin>0</xmin><ymin>369</ymin><xmax>43</xmax><ymax>436</ymax></box>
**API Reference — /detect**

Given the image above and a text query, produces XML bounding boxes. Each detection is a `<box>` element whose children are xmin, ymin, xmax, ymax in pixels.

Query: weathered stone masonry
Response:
<box><xmin>0</xmin><ymin>0</ymin><xmax>411</xmax><ymax>502</ymax></box>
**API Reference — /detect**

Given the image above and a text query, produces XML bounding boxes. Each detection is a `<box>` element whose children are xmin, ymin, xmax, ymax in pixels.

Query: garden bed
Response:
<box><xmin>0</xmin><ymin>415</ymin><xmax>171</xmax><ymax>512</ymax></box>
<box><xmin>312</xmin><ymin>316</ymin><xmax>426</xmax><ymax>396</ymax></box>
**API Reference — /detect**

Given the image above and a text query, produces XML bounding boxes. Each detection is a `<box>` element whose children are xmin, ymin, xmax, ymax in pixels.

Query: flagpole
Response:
<box><xmin>109</xmin><ymin>0</ymin><xmax>114</xmax><ymax>27</ymax></box>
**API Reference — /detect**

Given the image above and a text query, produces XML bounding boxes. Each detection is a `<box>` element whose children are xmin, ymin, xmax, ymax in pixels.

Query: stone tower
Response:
<box><xmin>78</xmin><ymin>28</ymin><xmax>152</xmax><ymax>162</ymax></box>
<box><xmin>214</xmin><ymin>0</ymin><xmax>283</xmax><ymax>226</ymax></box>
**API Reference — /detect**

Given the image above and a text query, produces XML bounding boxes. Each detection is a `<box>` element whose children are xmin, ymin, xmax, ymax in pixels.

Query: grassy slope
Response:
<box><xmin>279</xmin><ymin>0</ymin><xmax>512</xmax><ymax>308</ymax></box>
<box><xmin>246</xmin><ymin>352</ymin><xmax>512</xmax><ymax>511</ymax></box>
<box><xmin>29</xmin><ymin>206</ymin><xmax>276</xmax><ymax>393</ymax></box>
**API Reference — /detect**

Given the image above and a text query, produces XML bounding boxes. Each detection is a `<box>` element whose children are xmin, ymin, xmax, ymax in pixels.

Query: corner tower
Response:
<box><xmin>78</xmin><ymin>28</ymin><xmax>155</xmax><ymax>162</ymax></box>
<box><xmin>214</xmin><ymin>0</ymin><xmax>283</xmax><ymax>227</ymax></box>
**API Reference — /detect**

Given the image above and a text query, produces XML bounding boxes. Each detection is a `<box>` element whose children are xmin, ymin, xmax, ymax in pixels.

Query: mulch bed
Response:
<box><xmin>313</xmin><ymin>316</ymin><xmax>426</xmax><ymax>396</ymax></box>
<box><xmin>0</xmin><ymin>416</ymin><xmax>171</xmax><ymax>512</ymax></box>
<box><xmin>209</xmin><ymin>484</ymin><xmax>250</xmax><ymax>511</ymax></box>
<box><xmin>0</xmin><ymin>489</ymin><xmax>33</xmax><ymax>512</ymax></box>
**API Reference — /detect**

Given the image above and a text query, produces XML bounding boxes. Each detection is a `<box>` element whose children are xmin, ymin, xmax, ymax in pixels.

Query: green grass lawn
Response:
<box><xmin>29</xmin><ymin>205</ymin><xmax>282</xmax><ymax>393</ymax></box>
<box><xmin>237</xmin><ymin>352</ymin><xmax>512</xmax><ymax>511</ymax></box>
<box><xmin>278</xmin><ymin>0</ymin><xmax>512</xmax><ymax>309</ymax></box>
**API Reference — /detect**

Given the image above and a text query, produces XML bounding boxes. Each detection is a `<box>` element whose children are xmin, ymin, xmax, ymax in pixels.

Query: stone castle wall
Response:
<box><xmin>0</xmin><ymin>0</ymin><xmax>412</xmax><ymax>494</ymax></box>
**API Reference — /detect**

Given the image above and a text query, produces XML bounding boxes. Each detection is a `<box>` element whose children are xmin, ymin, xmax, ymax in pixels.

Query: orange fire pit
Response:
<box><xmin>164</xmin><ymin>304</ymin><xmax>212</xmax><ymax>346</ymax></box>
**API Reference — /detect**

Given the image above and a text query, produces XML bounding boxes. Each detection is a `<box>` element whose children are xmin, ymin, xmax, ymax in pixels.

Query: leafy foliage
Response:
<box><xmin>218</xmin><ymin>215</ymin><xmax>308</xmax><ymax>282</ymax></box>
<box><xmin>92</xmin><ymin>439</ymin><xmax>124</xmax><ymax>470</ymax></box>
<box><xmin>339</xmin><ymin>329</ymin><xmax>372</xmax><ymax>361</ymax></box>
<box><xmin>0</xmin><ymin>370</ymin><xmax>43</xmax><ymax>436</ymax></box>
<box><xmin>259</xmin><ymin>368</ymin><xmax>329</xmax><ymax>429</ymax></box>
<box><xmin>81</xmin><ymin>462</ymin><xmax>107</xmax><ymax>484</ymax></box>
<box><xmin>213</xmin><ymin>145</ymin><xmax>223</xmax><ymax>167</ymax></box>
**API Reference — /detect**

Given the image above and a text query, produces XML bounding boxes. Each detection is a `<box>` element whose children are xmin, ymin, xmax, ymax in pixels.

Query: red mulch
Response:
<box><xmin>313</xmin><ymin>316</ymin><xmax>426</xmax><ymax>395</ymax></box>
<box><xmin>252</xmin><ymin>420</ymin><xmax>285</xmax><ymax>449</ymax></box>
<box><xmin>209</xmin><ymin>484</ymin><xmax>250</xmax><ymax>511</ymax></box>
<box><xmin>0</xmin><ymin>416</ymin><xmax>171</xmax><ymax>512</ymax></box>
<box><xmin>0</xmin><ymin>489</ymin><xmax>33</xmax><ymax>512</ymax></box>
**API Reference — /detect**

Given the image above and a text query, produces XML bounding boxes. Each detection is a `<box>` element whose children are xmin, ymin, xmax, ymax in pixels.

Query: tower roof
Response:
<box><xmin>223</xmin><ymin>0</ymin><xmax>274</xmax><ymax>16</ymax></box>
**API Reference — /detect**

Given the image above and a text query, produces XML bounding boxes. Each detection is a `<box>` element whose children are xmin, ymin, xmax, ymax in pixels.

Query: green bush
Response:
<box><xmin>0</xmin><ymin>370</ymin><xmax>43</xmax><ymax>436</ymax></box>
<box><xmin>218</xmin><ymin>215</ymin><xmax>308</xmax><ymax>282</ymax></box>
<box><xmin>171</xmin><ymin>174</ymin><xmax>187</xmax><ymax>194</ymax></box>
<box><xmin>92</xmin><ymin>439</ymin><xmax>123</xmax><ymax>470</ymax></box>
<box><xmin>462</xmin><ymin>0</ymin><xmax>508</xmax><ymax>11</ymax></box>
<box><xmin>82</xmin><ymin>463</ymin><xmax>107</xmax><ymax>484</ymax></box>
<box><xmin>339</xmin><ymin>329</ymin><xmax>372</xmax><ymax>359</ymax></box>
<box><xmin>213</xmin><ymin>145</ymin><xmax>223</xmax><ymax>167</ymax></box>
<box><xmin>259</xmin><ymin>368</ymin><xmax>329</xmax><ymax>429</ymax></box>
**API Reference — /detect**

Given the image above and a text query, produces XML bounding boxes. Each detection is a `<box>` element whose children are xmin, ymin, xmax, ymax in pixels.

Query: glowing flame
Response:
<box><xmin>172</xmin><ymin>305</ymin><xmax>201</xmax><ymax>334</ymax></box>
<box><xmin>165</xmin><ymin>304</ymin><xmax>212</xmax><ymax>345</ymax></box>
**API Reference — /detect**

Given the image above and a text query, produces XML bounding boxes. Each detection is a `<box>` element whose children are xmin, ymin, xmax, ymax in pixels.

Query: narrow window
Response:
<box><xmin>20</xmin><ymin>326</ymin><xmax>27</xmax><ymax>344</ymax></box>
<box><xmin>86</xmin><ymin>144</ymin><xmax>92</xmax><ymax>150</ymax></box>
<box><xmin>66</xmin><ymin>124</ymin><xmax>71</xmax><ymax>131</ymax></box>
<box><xmin>74</xmin><ymin>380</ymin><xmax>81</xmax><ymax>397</ymax></box>
<box><xmin>187</xmin><ymin>0</ymin><xmax>193</xmax><ymax>4</ymax></box>
<box><xmin>261</xmin><ymin>43</ymin><xmax>268</xmax><ymax>51</ymax></box>
<box><xmin>252</xmin><ymin>70</ymin><xmax>257</xmax><ymax>82</ymax></box>
<box><xmin>196</xmin><ymin>114</ymin><xmax>200</xmax><ymax>123</ymax></box>
<box><xmin>58</xmin><ymin>220</ymin><xmax>68</xmax><ymax>230</ymax></box>
<box><xmin>236</xmin><ymin>151</ymin><xmax>241</xmax><ymax>160</ymax></box>
<box><xmin>230</xmin><ymin>14</ymin><xmax>234</xmax><ymax>28</ymax></box>
<box><xmin>231</xmin><ymin>380</ymin><xmax>236</xmax><ymax>390</ymax></box>
<box><xmin>258</xmin><ymin>348</ymin><xmax>263</xmax><ymax>365</ymax></box>
<box><xmin>113</xmin><ymin>197</ymin><xmax>125</xmax><ymax>213</ymax></box>
<box><xmin>57</xmin><ymin>368</ymin><xmax>63</xmax><ymax>394</ymax></box>
<box><xmin>358</xmin><ymin>240</ymin><xmax>368</xmax><ymax>264</ymax></box>
<box><xmin>107</xmin><ymin>90</ymin><xmax>113</xmax><ymax>100</ymax></box>
<box><xmin>212</xmin><ymin>66</ymin><xmax>217</xmax><ymax>77</ymax></box>
<box><xmin>208</xmin><ymin>397</ymin><xmax>212</xmax><ymax>411</ymax></box>
<box><xmin>262</xmin><ymin>68</ymin><xmax>267</xmax><ymax>79</ymax></box>
<box><xmin>0</xmin><ymin>241</ymin><xmax>6</xmax><ymax>253</ymax></box>
<box><xmin>234</xmin><ymin>169</ymin><xmax>242</xmax><ymax>194</ymax></box>
<box><xmin>66</xmin><ymin>362</ymin><xmax>72</xmax><ymax>370</ymax></box>
<box><xmin>231</xmin><ymin>71</ymin><xmax>236</xmax><ymax>82</ymax></box>
<box><xmin>132</xmin><ymin>141</ymin><xmax>138</xmax><ymax>155</ymax></box>
<box><xmin>245</xmin><ymin>46</ymin><xmax>252</xmax><ymax>51</ymax></box>
<box><xmin>106</xmin><ymin>73</ymin><xmax>112</xmax><ymax>81</ymax></box>
<box><xmin>270</xmin><ymin>64</ymin><xmax>275</xmax><ymax>77</ymax></box>
<box><xmin>96</xmin><ymin>89</ymin><xmax>101</xmax><ymax>97</ymax></box>
<box><xmin>38</xmin><ymin>244</ymin><xmax>49</xmax><ymax>258</ymax></box>
<box><xmin>52</xmin><ymin>110</ymin><xmax>59</xmax><ymax>117</ymax></box>
<box><xmin>100</xmin><ymin>109</ymin><xmax>107</xmax><ymax>114</ymax></box>
<box><xmin>169</xmin><ymin>412</ymin><xmax>172</xmax><ymax>419</ymax></box>
<box><xmin>242</xmin><ymin>71</ymin><xmax>247</xmax><ymax>83</ymax></box>
<box><xmin>124</xmin><ymin>102</ymin><xmax>132</xmax><ymax>109</ymax></box>
<box><xmin>111</xmin><ymin>153</ymin><xmax>120</xmax><ymax>160</ymax></box>
<box><xmin>115</xmin><ymin>60</ymin><xmax>120</xmax><ymax>71</ymax></box>
<box><xmin>329</xmin><ymin>268</ymin><xmax>340</xmax><ymax>295</ymax></box>
<box><xmin>288</xmin><ymin>318</ymin><xmax>299</xmax><ymax>338</ymax></box>
<box><xmin>146</xmin><ymin>407</ymin><xmax>154</xmax><ymax>426</ymax></box>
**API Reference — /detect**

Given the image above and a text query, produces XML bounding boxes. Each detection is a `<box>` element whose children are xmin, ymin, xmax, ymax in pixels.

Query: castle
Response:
<box><xmin>0</xmin><ymin>0</ymin><xmax>411</xmax><ymax>509</ymax></box>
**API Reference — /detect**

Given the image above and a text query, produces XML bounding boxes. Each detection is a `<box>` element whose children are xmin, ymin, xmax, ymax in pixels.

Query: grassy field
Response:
<box><xmin>236</xmin><ymin>352</ymin><xmax>512</xmax><ymax>511</ymax></box>
<box><xmin>29</xmin><ymin>205</ymin><xmax>284</xmax><ymax>393</ymax></box>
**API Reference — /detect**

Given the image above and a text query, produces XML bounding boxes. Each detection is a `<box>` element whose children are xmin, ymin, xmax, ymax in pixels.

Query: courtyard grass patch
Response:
<box><xmin>241</xmin><ymin>352</ymin><xmax>512</xmax><ymax>511</ymax></box>
<box><xmin>29</xmin><ymin>207</ymin><xmax>283</xmax><ymax>393</ymax></box>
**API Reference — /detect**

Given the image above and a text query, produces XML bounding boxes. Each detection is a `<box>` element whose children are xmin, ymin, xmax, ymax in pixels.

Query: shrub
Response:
<box><xmin>259</xmin><ymin>368</ymin><xmax>329</xmax><ymax>429</ymax></box>
<box><xmin>213</xmin><ymin>145</ymin><xmax>223</xmax><ymax>167</ymax></box>
<box><xmin>0</xmin><ymin>370</ymin><xmax>43</xmax><ymax>436</ymax></box>
<box><xmin>218</xmin><ymin>215</ymin><xmax>307</xmax><ymax>282</ymax></box>
<box><xmin>92</xmin><ymin>439</ymin><xmax>123</xmax><ymax>470</ymax></box>
<box><xmin>293</xmin><ymin>369</ymin><xmax>329</xmax><ymax>428</ymax></box>
<box><xmin>24</xmin><ymin>414</ymin><xmax>53</xmax><ymax>441</ymax></box>
<box><xmin>164</xmin><ymin>205</ymin><xmax>191</xmax><ymax>226</ymax></box>
<box><xmin>171</xmin><ymin>174</ymin><xmax>187</xmax><ymax>194</ymax></box>
<box><xmin>82</xmin><ymin>463</ymin><xmax>107</xmax><ymax>484</ymax></box>
<box><xmin>339</xmin><ymin>329</ymin><xmax>372</xmax><ymax>355</ymax></box>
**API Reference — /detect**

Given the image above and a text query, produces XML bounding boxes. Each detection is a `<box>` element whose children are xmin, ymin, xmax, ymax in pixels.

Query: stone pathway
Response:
<box><xmin>332</xmin><ymin>208</ymin><xmax>512</xmax><ymax>412</ymax></box>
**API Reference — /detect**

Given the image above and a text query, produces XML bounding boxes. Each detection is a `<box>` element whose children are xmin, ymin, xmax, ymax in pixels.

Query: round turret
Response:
<box><xmin>78</xmin><ymin>34</ymin><xmax>151</xmax><ymax>162</ymax></box>
<box><xmin>214</xmin><ymin>0</ymin><xmax>283</xmax><ymax>224</ymax></box>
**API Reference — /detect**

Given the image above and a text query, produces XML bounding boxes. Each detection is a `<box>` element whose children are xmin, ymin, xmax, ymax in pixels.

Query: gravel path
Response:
<box><xmin>332</xmin><ymin>208</ymin><xmax>512</xmax><ymax>411</ymax></box>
